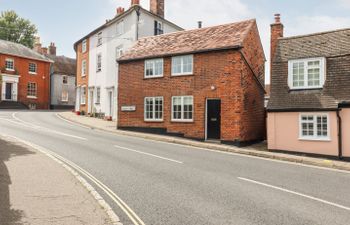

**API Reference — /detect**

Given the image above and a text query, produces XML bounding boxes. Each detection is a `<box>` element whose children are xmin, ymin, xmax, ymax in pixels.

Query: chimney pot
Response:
<box><xmin>198</xmin><ymin>21</ymin><xmax>202</xmax><ymax>28</ymax></box>
<box><xmin>274</xmin><ymin>13</ymin><xmax>281</xmax><ymax>23</ymax></box>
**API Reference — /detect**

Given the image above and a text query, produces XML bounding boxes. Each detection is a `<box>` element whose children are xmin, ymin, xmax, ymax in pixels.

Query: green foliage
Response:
<box><xmin>0</xmin><ymin>10</ymin><xmax>37</xmax><ymax>48</ymax></box>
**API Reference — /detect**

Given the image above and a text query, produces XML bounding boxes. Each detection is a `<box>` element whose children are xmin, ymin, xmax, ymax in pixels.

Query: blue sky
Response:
<box><xmin>1</xmin><ymin>0</ymin><xmax>350</xmax><ymax>82</ymax></box>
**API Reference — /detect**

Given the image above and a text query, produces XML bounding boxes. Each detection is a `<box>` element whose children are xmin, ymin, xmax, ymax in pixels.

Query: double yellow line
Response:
<box><xmin>5</xmin><ymin>135</ymin><xmax>146</xmax><ymax>225</ymax></box>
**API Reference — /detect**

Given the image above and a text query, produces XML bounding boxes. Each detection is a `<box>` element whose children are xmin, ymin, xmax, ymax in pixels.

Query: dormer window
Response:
<box><xmin>288</xmin><ymin>58</ymin><xmax>325</xmax><ymax>89</ymax></box>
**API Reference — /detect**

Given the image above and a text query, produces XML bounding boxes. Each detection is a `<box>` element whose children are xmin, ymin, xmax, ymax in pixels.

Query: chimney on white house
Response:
<box><xmin>116</xmin><ymin>7</ymin><xmax>125</xmax><ymax>15</ymax></box>
<box><xmin>131</xmin><ymin>0</ymin><xmax>140</xmax><ymax>7</ymax></box>
<box><xmin>150</xmin><ymin>0</ymin><xmax>164</xmax><ymax>18</ymax></box>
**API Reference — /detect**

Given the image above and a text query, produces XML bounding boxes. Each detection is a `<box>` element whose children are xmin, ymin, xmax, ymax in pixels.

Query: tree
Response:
<box><xmin>0</xmin><ymin>10</ymin><xmax>37</xmax><ymax>48</ymax></box>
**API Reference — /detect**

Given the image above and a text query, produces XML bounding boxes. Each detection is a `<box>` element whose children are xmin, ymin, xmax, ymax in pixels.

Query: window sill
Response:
<box><xmin>81</xmin><ymin>75</ymin><xmax>86</xmax><ymax>77</ymax></box>
<box><xmin>144</xmin><ymin>119</ymin><xmax>164</xmax><ymax>123</ymax></box>
<box><xmin>299</xmin><ymin>137</ymin><xmax>331</xmax><ymax>142</ymax></box>
<box><xmin>27</xmin><ymin>96</ymin><xmax>37</xmax><ymax>99</ymax></box>
<box><xmin>144</xmin><ymin>75</ymin><xmax>164</xmax><ymax>79</ymax></box>
<box><xmin>29</xmin><ymin>72</ymin><xmax>37</xmax><ymax>75</ymax></box>
<box><xmin>80</xmin><ymin>103</ymin><xmax>86</xmax><ymax>105</ymax></box>
<box><xmin>171</xmin><ymin>119</ymin><xmax>194</xmax><ymax>123</ymax></box>
<box><xmin>171</xmin><ymin>73</ymin><xmax>194</xmax><ymax>77</ymax></box>
<box><xmin>289</xmin><ymin>87</ymin><xmax>323</xmax><ymax>91</ymax></box>
<box><xmin>6</xmin><ymin>69</ymin><xmax>15</xmax><ymax>72</ymax></box>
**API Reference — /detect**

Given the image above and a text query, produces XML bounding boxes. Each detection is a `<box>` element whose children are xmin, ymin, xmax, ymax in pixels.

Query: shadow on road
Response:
<box><xmin>0</xmin><ymin>138</ymin><xmax>35</xmax><ymax>225</ymax></box>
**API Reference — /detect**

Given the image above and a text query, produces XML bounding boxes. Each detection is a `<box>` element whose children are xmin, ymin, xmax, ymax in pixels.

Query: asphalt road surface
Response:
<box><xmin>0</xmin><ymin>110</ymin><xmax>350</xmax><ymax>225</ymax></box>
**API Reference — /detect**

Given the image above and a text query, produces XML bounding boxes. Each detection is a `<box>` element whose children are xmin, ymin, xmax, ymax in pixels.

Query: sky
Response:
<box><xmin>1</xmin><ymin>0</ymin><xmax>350</xmax><ymax>83</ymax></box>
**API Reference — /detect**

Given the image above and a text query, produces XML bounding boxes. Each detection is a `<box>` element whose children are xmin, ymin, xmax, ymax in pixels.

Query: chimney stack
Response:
<box><xmin>33</xmin><ymin>36</ymin><xmax>42</xmax><ymax>53</ymax></box>
<box><xmin>198</xmin><ymin>21</ymin><xmax>202</xmax><ymax>28</ymax></box>
<box><xmin>270</xmin><ymin>13</ymin><xmax>284</xmax><ymax>72</ymax></box>
<box><xmin>150</xmin><ymin>0</ymin><xmax>164</xmax><ymax>18</ymax></box>
<box><xmin>131</xmin><ymin>0</ymin><xmax>140</xmax><ymax>6</ymax></box>
<box><xmin>41</xmin><ymin>47</ymin><xmax>48</xmax><ymax>55</ymax></box>
<box><xmin>117</xmin><ymin>7</ymin><xmax>125</xmax><ymax>15</ymax></box>
<box><xmin>48</xmin><ymin>42</ymin><xmax>57</xmax><ymax>56</ymax></box>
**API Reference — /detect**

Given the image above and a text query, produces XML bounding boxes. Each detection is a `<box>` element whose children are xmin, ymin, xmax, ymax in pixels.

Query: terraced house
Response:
<box><xmin>267</xmin><ymin>15</ymin><xmax>350</xmax><ymax>159</ymax></box>
<box><xmin>0</xmin><ymin>39</ymin><xmax>52</xmax><ymax>110</ymax></box>
<box><xmin>74</xmin><ymin>0</ymin><xmax>182</xmax><ymax>120</ymax></box>
<box><xmin>118</xmin><ymin>19</ymin><xmax>266</xmax><ymax>145</ymax></box>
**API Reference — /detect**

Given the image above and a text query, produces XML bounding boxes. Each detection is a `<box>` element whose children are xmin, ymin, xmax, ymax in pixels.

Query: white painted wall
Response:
<box><xmin>86</xmin><ymin>8</ymin><xmax>182</xmax><ymax>120</ymax></box>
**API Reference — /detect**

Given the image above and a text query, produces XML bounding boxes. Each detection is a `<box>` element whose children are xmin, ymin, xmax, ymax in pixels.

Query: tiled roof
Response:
<box><xmin>119</xmin><ymin>19</ymin><xmax>256</xmax><ymax>61</ymax></box>
<box><xmin>46</xmin><ymin>55</ymin><xmax>76</xmax><ymax>76</ymax></box>
<box><xmin>268</xmin><ymin>28</ymin><xmax>350</xmax><ymax>111</ymax></box>
<box><xmin>0</xmin><ymin>39</ymin><xmax>52</xmax><ymax>62</ymax></box>
<box><xmin>275</xmin><ymin>28</ymin><xmax>350</xmax><ymax>62</ymax></box>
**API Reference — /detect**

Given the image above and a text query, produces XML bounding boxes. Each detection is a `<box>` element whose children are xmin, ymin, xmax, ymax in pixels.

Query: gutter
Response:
<box><xmin>337</xmin><ymin>109</ymin><xmax>343</xmax><ymax>159</ymax></box>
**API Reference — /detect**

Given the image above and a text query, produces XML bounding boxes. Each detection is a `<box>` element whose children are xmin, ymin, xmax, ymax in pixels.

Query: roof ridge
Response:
<box><xmin>279</xmin><ymin>27</ymin><xmax>350</xmax><ymax>41</ymax></box>
<box><xmin>137</xmin><ymin>18</ymin><xmax>256</xmax><ymax>41</ymax></box>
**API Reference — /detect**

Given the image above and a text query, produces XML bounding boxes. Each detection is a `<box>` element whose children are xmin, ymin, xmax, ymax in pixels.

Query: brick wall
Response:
<box><xmin>76</xmin><ymin>39</ymin><xmax>89</xmax><ymax>112</ymax></box>
<box><xmin>118</xmin><ymin>49</ymin><xmax>266</xmax><ymax>143</ymax></box>
<box><xmin>0</xmin><ymin>54</ymin><xmax>50</xmax><ymax>109</ymax></box>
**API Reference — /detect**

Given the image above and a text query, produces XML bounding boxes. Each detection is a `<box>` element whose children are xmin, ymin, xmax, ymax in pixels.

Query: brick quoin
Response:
<box><xmin>0</xmin><ymin>54</ymin><xmax>50</xmax><ymax>109</ymax></box>
<box><xmin>118</xmin><ymin>29</ymin><xmax>265</xmax><ymax>145</ymax></box>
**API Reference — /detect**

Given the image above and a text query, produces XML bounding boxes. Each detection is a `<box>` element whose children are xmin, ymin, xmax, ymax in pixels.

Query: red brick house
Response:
<box><xmin>118</xmin><ymin>19</ymin><xmax>266</xmax><ymax>145</ymax></box>
<box><xmin>0</xmin><ymin>40</ymin><xmax>52</xmax><ymax>109</ymax></box>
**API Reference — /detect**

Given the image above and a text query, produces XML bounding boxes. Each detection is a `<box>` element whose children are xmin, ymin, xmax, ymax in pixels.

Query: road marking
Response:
<box><xmin>11</xmin><ymin>112</ymin><xmax>87</xmax><ymax>141</ymax></box>
<box><xmin>238</xmin><ymin>177</ymin><xmax>350</xmax><ymax>211</ymax></box>
<box><xmin>55</xmin><ymin>113</ymin><xmax>92</xmax><ymax>129</ymax></box>
<box><xmin>2</xmin><ymin>134</ymin><xmax>146</xmax><ymax>225</ymax></box>
<box><xmin>114</xmin><ymin>145</ymin><xmax>183</xmax><ymax>164</ymax></box>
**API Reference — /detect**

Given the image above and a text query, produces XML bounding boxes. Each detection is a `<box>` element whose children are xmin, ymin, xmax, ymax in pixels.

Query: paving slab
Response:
<box><xmin>0</xmin><ymin>136</ymin><xmax>115</xmax><ymax>225</ymax></box>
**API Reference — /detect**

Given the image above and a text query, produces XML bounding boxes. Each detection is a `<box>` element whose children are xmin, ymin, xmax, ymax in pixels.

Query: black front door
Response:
<box><xmin>207</xmin><ymin>99</ymin><xmax>221</xmax><ymax>139</ymax></box>
<box><xmin>5</xmin><ymin>83</ymin><xmax>12</xmax><ymax>100</ymax></box>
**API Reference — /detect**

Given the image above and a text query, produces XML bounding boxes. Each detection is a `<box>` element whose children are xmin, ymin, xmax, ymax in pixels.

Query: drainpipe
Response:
<box><xmin>337</xmin><ymin>109</ymin><xmax>343</xmax><ymax>159</ymax></box>
<box><xmin>135</xmin><ymin>6</ymin><xmax>141</xmax><ymax>40</ymax></box>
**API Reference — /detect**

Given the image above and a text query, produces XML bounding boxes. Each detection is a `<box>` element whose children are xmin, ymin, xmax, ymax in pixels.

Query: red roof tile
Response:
<box><xmin>119</xmin><ymin>19</ymin><xmax>256</xmax><ymax>62</ymax></box>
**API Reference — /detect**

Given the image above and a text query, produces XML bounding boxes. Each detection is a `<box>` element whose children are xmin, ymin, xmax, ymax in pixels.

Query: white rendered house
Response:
<box><xmin>74</xmin><ymin>0</ymin><xmax>182</xmax><ymax>120</ymax></box>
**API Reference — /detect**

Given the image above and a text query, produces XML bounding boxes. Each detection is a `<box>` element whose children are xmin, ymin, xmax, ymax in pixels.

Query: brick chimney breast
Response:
<box><xmin>131</xmin><ymin>0</ymin><xmax>140</xmax><ymax>6</ymax></box>
<box><xmin>270</xmin><ymin>13</ymin><xmax>284</xmax><ymax>72</ymax></box>
<box><xmin>150</xmin><ymin>0</ymin><xmax>164</xmax><ymax>18</ymax></box>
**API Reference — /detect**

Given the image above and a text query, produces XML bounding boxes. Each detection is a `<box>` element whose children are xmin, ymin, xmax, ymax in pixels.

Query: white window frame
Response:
<box><xmin>97</xmin><ymin>32</ymin><xmax>103</xmax><ymax>46</ymax></box>
<box><xmin>116</xmin><ymin>46</ymin><xmax>123</xmax><ymax>61</ymax></box>
<box><xmin>95</xmin><ymin>87</ymin><xmax>101</xmax><ymax>104</ymax></box>
<box><xmin>96</xmin><ymin>54</ymin><xmax>102</xmax><ymax>72</ymax></box>
<box><xmin>299</xmin><ymin>113</ymin><xmax>330</xmax><ymax>141</ymax></box>
<box><xmin>82</xmin><ymin>59</ymin><xmax>87</xmax><ymax>76</ymax></box>
<box><xmin>5</xmin><ymin>58</ymin><xmax>14</xmax><ymax>71</ymax></box>
<box><xmin>62</xmin><ymin>75</ymin><xmax>68</xmax><ymax>85</ymax></box>
<box><xmin>81</xmin><ymin>86</ymin><xmax>86</xmax><ymax>105</ymax></box>
<box><xmin>171</xmin><ymin>96</ymin><xmax>194</xmax><ymax>122</ymax></box>
<box><xmin>116</xmin><ymin>21</ymin><xmax>124</xmax><ymax>36</ymax></box>
<box><xmin>288</xmin><ymin>57</ymin><xmax>326</xmax><ymax>90</ymax></box>
<box><xmin>82</xmin><ymin>39</ymin><xmax>87</xmax><ymax>53</ymax></box>
<box><xmin>144</xmin><ymin>58</ymin><xmax>164</xmax><ymax>78</ymax></box>
<box><xmin>29</xmin><ymin>62</ymin><xmax>37</xmax><ymax>74</ymax></box>
<box><xmin>144</xmin><ymin>97</ymin><xmax>164</xmax><ymax>122</ymax></box>
<box><xmin>27</xmin><ymin>82</ymin><xmax>37</xmax><ymax>98</ymax></box>
<box><xmin>171</xmin><ymin>55</ymin><xmax>194</xmax><ymax>76</ymax></box>
<box><xmin>61</xmin><ymin>91</ymin><xmax>69</xmax><ymax>102</ymax></box>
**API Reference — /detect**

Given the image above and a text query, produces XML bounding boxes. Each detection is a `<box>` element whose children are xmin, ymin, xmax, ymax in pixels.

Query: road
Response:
<box><xmin>0</xmin><ymin>110</ymin><xmax>350</xmax><ymax>225</ymax></box>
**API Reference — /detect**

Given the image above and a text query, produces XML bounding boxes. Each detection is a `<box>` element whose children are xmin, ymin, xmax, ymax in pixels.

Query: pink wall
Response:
<box><xmin>341</xmin><ymin>109</ymin><xmax>350</xmax><ymax>157</ymax></box>
<box><xmin>268</xmin><ymin>112</ymin><xmax>339</xmax><ymax>156</ymax></box>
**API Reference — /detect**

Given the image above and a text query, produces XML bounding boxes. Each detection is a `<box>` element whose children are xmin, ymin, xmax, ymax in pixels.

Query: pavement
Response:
<box><xmin>0</xmin><ymin>135</ymin><xmax>115</xmax><ymax>225</ymax></box>
<box><xmin>1</xmin><ymin>110</ymin><xmax>350</xmax><ymax>225</ymax></box>
<box><xmin>58</xmin><ymin>111</ymin><xmax>350</xmax><ymax>172</ymax></box>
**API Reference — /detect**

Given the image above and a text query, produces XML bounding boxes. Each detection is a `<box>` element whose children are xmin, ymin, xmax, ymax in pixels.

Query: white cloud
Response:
<box><xmin>338</xmin><ymin>0</ymin><xmax>350</xmax><ymax>9</ymax></box>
